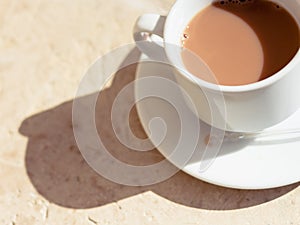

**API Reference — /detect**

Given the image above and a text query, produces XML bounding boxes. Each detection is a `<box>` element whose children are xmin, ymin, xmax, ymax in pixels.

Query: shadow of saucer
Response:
<box><xmin>19</xmin><ymin>48</ymin><xmax>299</xmax><ymax>210</ymax></box>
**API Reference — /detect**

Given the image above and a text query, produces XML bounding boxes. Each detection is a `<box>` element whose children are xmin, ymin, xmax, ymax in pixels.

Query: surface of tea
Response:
<box><xmin>182</xmin><ymin>0</ymin><xmax>299</xmax><ymax>86</ymax></box>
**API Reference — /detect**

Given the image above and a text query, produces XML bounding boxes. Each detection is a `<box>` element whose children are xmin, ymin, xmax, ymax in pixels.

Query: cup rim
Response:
<box><xmin>164</xmin><ymin>0</ymin><xmax>300</xmax><ymax>93</ymax></box>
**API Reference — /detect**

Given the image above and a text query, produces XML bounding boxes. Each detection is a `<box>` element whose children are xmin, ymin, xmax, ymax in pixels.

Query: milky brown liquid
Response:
<box><xmin>182</xmin><ymin>0</ymin><xmax>300</xmax><ymax>86</ymax></box>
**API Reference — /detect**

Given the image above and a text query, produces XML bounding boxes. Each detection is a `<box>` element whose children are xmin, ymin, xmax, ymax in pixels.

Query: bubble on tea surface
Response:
<box><xmin>181</xmin><ymin>33</ymin><xmax>189</xmax><ymax>45</ymax></box>
<box><xmin>217</xmin><ymin>0</ymin><xmax>254</xmax><ymax>5</ymax></box>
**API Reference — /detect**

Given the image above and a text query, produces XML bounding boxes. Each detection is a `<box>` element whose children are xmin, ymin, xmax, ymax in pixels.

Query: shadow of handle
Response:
<box><xmin>133</xmin><ymin>14</ymin><xmax>167</xmax><ymax>61</ymax></box>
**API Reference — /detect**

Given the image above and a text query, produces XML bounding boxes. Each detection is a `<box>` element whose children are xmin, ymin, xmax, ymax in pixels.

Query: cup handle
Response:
<box><xmin>133</xmin><ymin>14</ymin><xmax>167</xmax><ymax>61</ymax></box>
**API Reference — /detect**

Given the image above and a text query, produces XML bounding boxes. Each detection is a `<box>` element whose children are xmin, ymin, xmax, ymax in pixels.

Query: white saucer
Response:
<box><xmin>135</xmin><ymin>54</ymin><xmax>300</xmax><ymax>190</ymax></box>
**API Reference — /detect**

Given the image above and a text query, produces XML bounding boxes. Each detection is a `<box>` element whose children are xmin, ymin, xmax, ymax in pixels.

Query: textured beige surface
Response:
<box><xmin>0</xmin><ymin>0</ymin><xmax>300</xmax><ymax>224</ymax></box>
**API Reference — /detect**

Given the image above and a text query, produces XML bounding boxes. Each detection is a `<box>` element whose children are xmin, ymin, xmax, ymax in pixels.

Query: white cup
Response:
<box><xmin>133</xmin><ymin>0</ymin><xmax>300</xmax><ymax>132</ymax></box>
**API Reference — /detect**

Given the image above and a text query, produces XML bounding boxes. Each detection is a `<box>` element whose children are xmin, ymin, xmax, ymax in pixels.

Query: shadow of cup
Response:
<box><xmin>19</xmin><ymin>48</ymin><xmax>299</xmax><ymax>209</ymax></box>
